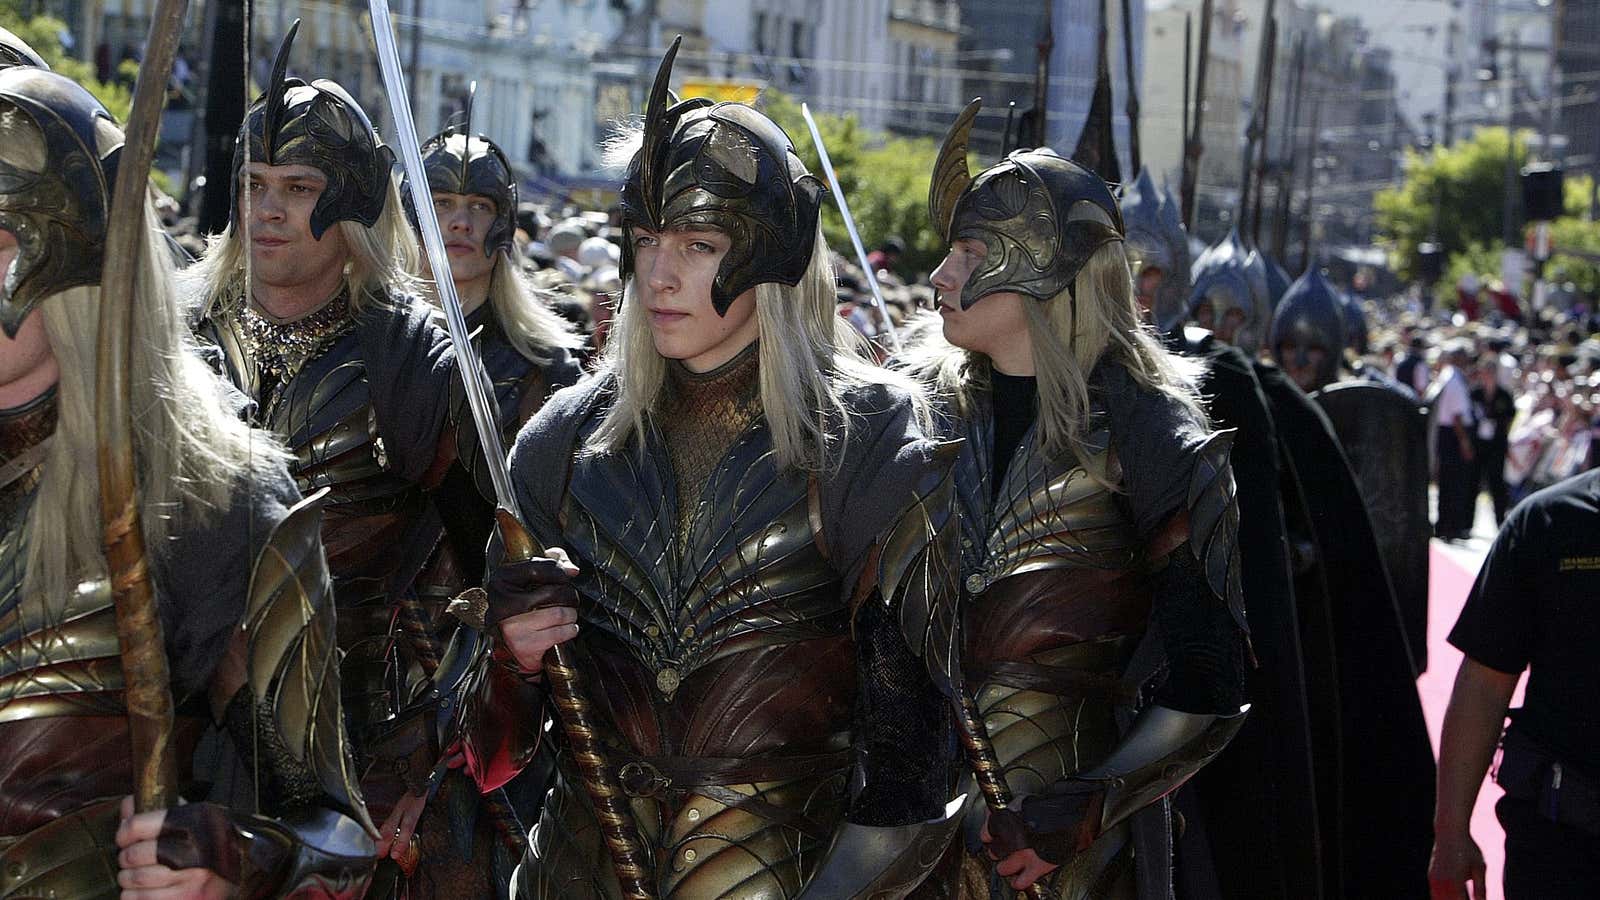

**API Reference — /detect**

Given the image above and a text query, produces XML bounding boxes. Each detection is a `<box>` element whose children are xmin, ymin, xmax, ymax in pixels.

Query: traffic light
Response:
<box><xmin>1521</xmin><ymin>162</ymin><xmax>1565</xmax><ymax>222</ymax></box>
<box><xmin>1417</xmin><ymin>242</ymin><xmax>1444</xmax><ymax>284</ymax></box>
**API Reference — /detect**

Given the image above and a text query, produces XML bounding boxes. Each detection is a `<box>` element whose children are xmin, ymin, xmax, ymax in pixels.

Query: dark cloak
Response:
<box><xmin>1255</xmin><ymin>362</ymin><xmax>1435</xmax><ymax>899</ymax></box>
<box><xmin>1176</xmin><ymin>341</ymin><xmax>1325</xmax><ymax>900</ymax></box>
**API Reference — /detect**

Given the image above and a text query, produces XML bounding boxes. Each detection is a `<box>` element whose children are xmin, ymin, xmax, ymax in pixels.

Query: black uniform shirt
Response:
<box><xmin>1448</xmin><ymin>469</ymin><xmax>1600</xmax><ymax>771</ymax></box>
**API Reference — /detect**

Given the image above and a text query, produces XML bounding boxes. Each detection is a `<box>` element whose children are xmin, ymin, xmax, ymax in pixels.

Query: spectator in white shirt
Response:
<box><xmin>1429</xmin><ymin>341</ymin><xmax>1479</xmax><ymax>539</ymax></box>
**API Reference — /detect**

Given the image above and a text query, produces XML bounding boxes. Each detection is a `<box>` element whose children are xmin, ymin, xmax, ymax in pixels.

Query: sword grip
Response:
<box><xmin>956</xmin><ymin>688</ymin><xmax>1050</xmax><ymax>900</ymax></box>
<box><xmin>492</xmin><ymin>509</ymin><xmax>657</xmax><ymax>900</ymax></box>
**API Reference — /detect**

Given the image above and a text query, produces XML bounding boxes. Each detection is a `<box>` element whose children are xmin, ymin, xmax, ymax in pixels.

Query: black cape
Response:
<box><xmin>1176</xmin><ymin>342</ymin><xmax>1325</xmax><ymax>900</ymax></box>
<box><xmin>1256</xmin><ymin>362</ymin><xmax>1435</xmax><ymax>900</ymax></box>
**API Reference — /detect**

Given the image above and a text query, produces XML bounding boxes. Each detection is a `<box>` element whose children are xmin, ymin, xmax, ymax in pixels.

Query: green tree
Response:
<box><xmin>1374</xmin><ymin>127</ymin><xmax>1530</xmax><ymax>284</ymax></box>
<box><xmin>760</xmin><ymin>91</ymin><xmax>949</xmax><ymax>276</ymax></box>
<box><xmin>0</xmin><ymin>2</ymin><xmax>133</xmax><ymax>121</ymax></box>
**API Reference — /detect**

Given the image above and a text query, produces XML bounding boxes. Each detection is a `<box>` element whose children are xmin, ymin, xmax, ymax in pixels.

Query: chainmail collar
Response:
<box><xmin>231</xmin><ymin>287</ymin><xmax>356</xmax><ymax>384</ymax></box>
<box><xmin>0</xmin><ymin>386</ymin><xmax>56</xmax><ymax>522</ymax></box>
<box><xmin>666</xmin><ymin>339</ymin><xmax>761</xmax><ymax>397</ymax></box>
<box><xmin>660</xmin><ymin>340</ymin><xmax>762</xmax><ymax>539</ymax></box>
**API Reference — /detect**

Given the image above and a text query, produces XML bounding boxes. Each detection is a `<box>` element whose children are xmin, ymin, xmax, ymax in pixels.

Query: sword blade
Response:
<box><xmin>367</xmin><ymin>0</ymin><xmax>516</xmax><ymax>512</ymax></box>
<box><xmin>800</xmin><ymin>103</ymin><xmax>902</xmax><ymax>353</ymax></box>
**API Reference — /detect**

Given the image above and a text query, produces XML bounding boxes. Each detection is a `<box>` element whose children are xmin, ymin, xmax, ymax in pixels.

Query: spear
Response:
<box><xmin>1180</xmin><ymin>0</ymin><xmax>1213</xmax><ymax>229</ymax></box>
<box><xmin>1120</xmin><ymin>0</ymin><xmax>1141</xmax><ymax>175</ymax></box>
<box><xmin>366</xmin><ymin>3</ymin><xmax>654</xmax><ymax>896</ymax></box>
<box><xmin>98</xmin><ymin>0</ymin><xmax>191</xmax><ymax>813</ymax></box>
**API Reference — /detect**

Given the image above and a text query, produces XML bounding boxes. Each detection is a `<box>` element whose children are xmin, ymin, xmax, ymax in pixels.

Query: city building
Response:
<box><xmin>1142</xmin><ymin>0</ymin><xmax>1248</xmax><ymax>237</ymax></box>
<box><xmin>957</xmin><ymin>0</ymin><xmax>1145</xmax><ymax>168</ymax></box>
<box><xmin>73</xmin><ymin>0</ymin><xmax>635</xmax><ymax>181</ymax></box>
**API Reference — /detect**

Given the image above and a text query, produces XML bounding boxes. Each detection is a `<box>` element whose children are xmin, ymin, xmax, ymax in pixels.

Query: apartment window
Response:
<box><xmin>754</xmin><ymin>12</ymin><xmax>767</xmax><ymax>54</ymax></box>
<box><xmin>792</xmin><ymin>20</ymin><xmax>806</xmax><ymax>58</ymax></box>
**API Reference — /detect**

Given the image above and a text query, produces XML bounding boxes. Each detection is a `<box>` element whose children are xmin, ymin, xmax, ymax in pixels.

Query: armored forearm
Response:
<box><xmin>455</xmin><ymin>623</ymin><xmax>547</xmax><ymax>793</ymax></box>
<box><xmin>795</xmin><ymin>796</ymin><xmax>967</xmax><ymax>899</ymax></box>
<box><xmin>156</xmin><ymin>802</ymin><xmax>375</xmax><ymax>899</ymax></box>
<box><xmin>992</xmin><ymin>706</ymin><xmax>1246</xmax><ymax>863</ymax></box>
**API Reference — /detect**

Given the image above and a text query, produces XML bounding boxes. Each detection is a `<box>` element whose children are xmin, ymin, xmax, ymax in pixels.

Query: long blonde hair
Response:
<box><xmin>586</xmin><ymin>227</ymin><xmax>930</xmax><ymax>472</ymax></box>
<box><xmin>186</xmin><ymin>176</ymin><xmax>421</xmax><ymax>318</ymax></box>
<box><xmin>27</xmin><ymin>205</ymin><xmax>290</xmax><ymax>604</ymax></box>
<box><xmin>905</xmin><ymin>241</ymin><xmax>1206</xmax><ymax>474</ymax></box>
<box><xmin>416</xmin><ymin>251</ymin><xmax>581</xmax><ymax>363</ymax></box>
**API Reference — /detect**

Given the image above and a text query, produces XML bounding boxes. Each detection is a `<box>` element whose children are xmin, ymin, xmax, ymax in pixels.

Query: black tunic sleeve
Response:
<box><xmin>355</xmin><ymin>298</ymin><xmax>457</xmax><ymax>484</ymax></box>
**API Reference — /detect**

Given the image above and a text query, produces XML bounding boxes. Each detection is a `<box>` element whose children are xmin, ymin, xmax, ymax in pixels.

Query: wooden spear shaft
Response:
<box><xmin>97</xmin><ymin>0</ymin><xmax>191</xmax><ymax>813</ymax></box>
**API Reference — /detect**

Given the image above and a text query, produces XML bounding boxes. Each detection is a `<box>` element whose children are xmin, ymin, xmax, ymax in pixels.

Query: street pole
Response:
<box><xmin>197</xmin><ymin>0</ymin><xmax>248</xmax><ymax>233</ymax></box>
<box><xmin>1503</xmin><ymin>39</ymin><xmax>1519</xmax><ymax>248</ymax></box>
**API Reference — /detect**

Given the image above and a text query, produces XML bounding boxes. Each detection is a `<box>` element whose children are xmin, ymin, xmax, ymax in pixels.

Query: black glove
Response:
<box><xmin>483</xmin><ymin>555</ymin><xmax>577</xmax><ymax>628</ymax></box>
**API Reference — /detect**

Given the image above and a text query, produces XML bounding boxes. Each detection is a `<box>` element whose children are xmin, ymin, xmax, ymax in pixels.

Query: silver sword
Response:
<box><xmin>367</xmin><ymin>8</ymin><xmax>657</xmax><ymax>896</ymax></box>
<box><xmin>800</xmin><ymin>103</ymin><xmax>903</xmax><ymax>353</ymax></box>
<box><xmin>368</xmin><ymin>1</ymin><xmax>512</xmax><ymax>509</ymax></box>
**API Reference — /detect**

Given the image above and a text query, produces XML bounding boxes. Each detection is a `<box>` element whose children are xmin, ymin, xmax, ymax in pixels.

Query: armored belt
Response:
<box><xmin>607</xmin><ymin>748</ymin><xmax>851</xmax><ymax>839</ymax></box>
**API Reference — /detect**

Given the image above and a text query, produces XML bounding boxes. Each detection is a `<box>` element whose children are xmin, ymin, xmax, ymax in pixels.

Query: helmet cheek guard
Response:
<box><xmin>0</xmin><ymin>67</ymin><xmax>122</xmax><ymax>337</ymax></box>
<box><xmin>929</xmin><ymin>99</ymin><xmax>1124</xmax><ymax>311</ymax></box>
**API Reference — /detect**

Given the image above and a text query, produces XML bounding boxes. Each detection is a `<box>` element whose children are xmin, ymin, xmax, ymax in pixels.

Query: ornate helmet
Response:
<box><xmin>0</xmin><ymin>26</ymin><xmax>47</xmax><ymax>71</ymax></box>
<box><xmin>0</xmin><ymin>67</ymin><xmax>123</xmax><ymax>337</ymax></box>
<box><xmin>929</xmin><ymin>99</ymin><xmax>1124</xmax><ymax>309</ymax></box>
<box><xmin>1186</xmin><ymin>227</ymin><xmax>1270</xmax><ymax>354</ymax></box>
<box><xmin>1268</xmin><ymin>267</ymin><xmax>1346</xmax><ymax>392</ymax></box>
<box><xmin>230</xmin><ymin>20</ymin><xmax>394</xmax><ymax>239</ymax></box>
<box><xmin>1120</xmin><ymin>168</ymin><xmax>1190</xmax><ymax>325</ymax></box>
<box><xmin>405</xmin><ymin>82</ymin><xmax>518</xmax><ymax>258</ymax></box>
<box><xmin>618</xmin><ymin>38</ymin><xmax>826</xmax><ymax>316</ymax></box>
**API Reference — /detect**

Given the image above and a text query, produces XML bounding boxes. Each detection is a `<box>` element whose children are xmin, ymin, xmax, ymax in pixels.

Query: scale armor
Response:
<box><xmin>462</xmin><ymin>348</ymin><xmax>963</xmax><ymax>899</ymax></box>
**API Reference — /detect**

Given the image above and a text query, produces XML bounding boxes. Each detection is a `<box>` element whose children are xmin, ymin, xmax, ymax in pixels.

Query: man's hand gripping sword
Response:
<box><xmin>366</xmin><ymin>3</ymin><xmax>654</xmax><ymax>897</ymax></box>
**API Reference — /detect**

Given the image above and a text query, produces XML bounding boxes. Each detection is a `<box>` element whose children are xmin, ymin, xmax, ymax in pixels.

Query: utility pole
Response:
<box><xmin>1443</xmin><ymin>18</ymin><xmax>1459</xmax><ymax>147</ymax></box>
<box><xmin>1503</xmin><ymin>38</ymin><xmax>1520</xmax><ymax>247</ymax></box>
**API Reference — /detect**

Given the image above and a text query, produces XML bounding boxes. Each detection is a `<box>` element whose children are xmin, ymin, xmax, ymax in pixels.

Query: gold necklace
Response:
<box><xmin>233</xmin><ymin>290</ymin><xmax>356</xmax><ymax>383</ymax></box>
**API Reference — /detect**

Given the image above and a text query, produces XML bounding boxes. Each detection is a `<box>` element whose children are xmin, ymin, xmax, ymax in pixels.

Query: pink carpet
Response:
<box><xmin>1416</xmin><ymin>540</ymin><xmax>1528</xmax><ymax>900</ymax></box>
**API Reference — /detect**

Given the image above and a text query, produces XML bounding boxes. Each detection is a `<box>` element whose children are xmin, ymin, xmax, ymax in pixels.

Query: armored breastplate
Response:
<box><xmin>0</xmin><ymin>392</ymin><xmax>126</xmax><ymax>727</ymax></box>
<box><xmin>529</xmin><ymin>350</ymin><xmax>854</xmax><ymax>899</ymax></box>
<box><xmin>201</xmin><ymin>295</ymin><xmax>425</xmax><ymax>735</ymax></box>
<box><xmin>956</xmin><ymin>403</ymin><xmax>1150</xmax><ymax>782</ymax></box>
<box><xmin>0</xmin><ymin>395</ymin><xmax>209</xmax><ymax>854</ymax></box>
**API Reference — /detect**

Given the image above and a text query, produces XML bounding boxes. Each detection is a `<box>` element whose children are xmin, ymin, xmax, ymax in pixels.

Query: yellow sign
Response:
<box><xmin>680</xmin><ymin>80</ymin><xmax>763</xmax><ymax>105</ymax></box>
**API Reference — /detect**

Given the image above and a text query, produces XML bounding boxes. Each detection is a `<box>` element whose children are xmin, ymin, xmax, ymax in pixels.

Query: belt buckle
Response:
<box><xmin>618</xmin><ymin>761</ymin><xmax>671</xmax><ymax>799</ymax></box>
